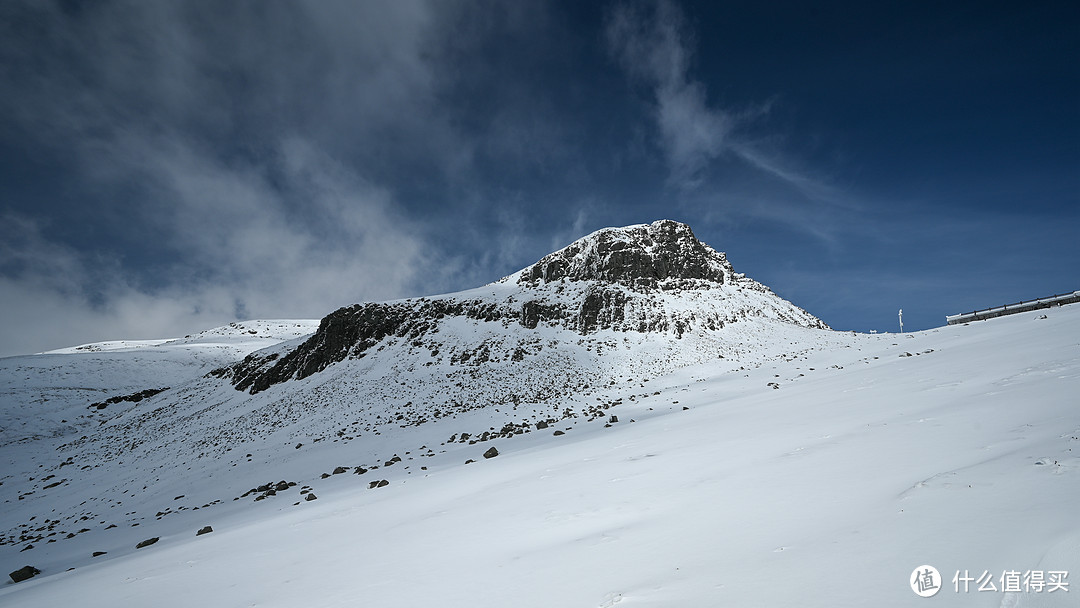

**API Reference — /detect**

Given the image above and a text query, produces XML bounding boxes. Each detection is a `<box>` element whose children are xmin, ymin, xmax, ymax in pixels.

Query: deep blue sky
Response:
<box><xmin>1</xmin><ymin>0</ymin><xmax>1077</xmax><ymax>356</ymax></box>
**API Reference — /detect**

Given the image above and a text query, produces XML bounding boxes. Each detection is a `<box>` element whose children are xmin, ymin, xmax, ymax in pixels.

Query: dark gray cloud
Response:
<box><xmin>0</xmin><ymin>1</ymin><xmax>479</xmax><ymax>354</ymax></box>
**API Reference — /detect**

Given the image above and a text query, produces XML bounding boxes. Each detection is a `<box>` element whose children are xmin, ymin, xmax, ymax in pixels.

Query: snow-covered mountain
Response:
<box><xmin>2</xmin><ymin>220</ymin><xmax>1077</xmax><ymax>607</ymax></box>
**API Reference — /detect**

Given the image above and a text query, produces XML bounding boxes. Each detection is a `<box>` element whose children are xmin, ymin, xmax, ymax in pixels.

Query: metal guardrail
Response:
<box><xmin>946</xmin><ymin>291</ymin><xmax>1080</xmax><ymax>325</ymax></box>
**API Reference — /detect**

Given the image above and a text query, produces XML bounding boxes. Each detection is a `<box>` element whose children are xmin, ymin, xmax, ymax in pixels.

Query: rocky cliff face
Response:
<box><xmin>212</xmin><ymin>220</ymin><xmax>827</xmax><ymax>395</ymax></box>
<box><xmin>518</xmin><ymin>220</ymin><xmax>730</xmax><ymax>287</ymax></box>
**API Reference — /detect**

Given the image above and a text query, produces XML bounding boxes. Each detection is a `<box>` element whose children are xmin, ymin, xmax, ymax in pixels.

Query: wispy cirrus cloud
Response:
<box><xmin>605</xmin><ymin>0</ymin><xmax>728</xmax><ymax>190</ymax></box>
<box><xmin>604</xmin><ymin>0</ymin><xmax>851</xmax><ymax>213</ymax></box>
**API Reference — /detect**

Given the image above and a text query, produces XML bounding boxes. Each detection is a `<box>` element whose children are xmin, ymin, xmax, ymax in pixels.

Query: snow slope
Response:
<box><xmin>1</xmin><ymin>221</ymin><xmax>1076</xmax><ymax>606</ymax></box>
<box><xmin>0</xmin><ymin>320</ymin><xmax>318</xmax><ymax>448</ymax></box>
<box><xmin>2</xmin><ymin>302</ymin><xmax>1077</xmax><ymax>606</ymax></box>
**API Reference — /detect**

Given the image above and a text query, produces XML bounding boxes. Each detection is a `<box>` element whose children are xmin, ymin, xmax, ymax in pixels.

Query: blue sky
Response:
<box><xmin>1</xmin><ymin>0</ymin><xmax>1077</xmax><ymax>357</ymax></box>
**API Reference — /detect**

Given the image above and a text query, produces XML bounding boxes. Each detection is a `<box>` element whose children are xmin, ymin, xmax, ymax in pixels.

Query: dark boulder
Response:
<box><xmin>9</xmin><ymin>566</ymin><xmax>40</xmax><ymax>583</ymax></box>
<box><xmin>483</xmin><ymin>447</ymin><xmax>499</xmax><ymax>459</ymax></box>
<box><xmin>196</xmin><ymin>526</ymin><xmax>213</xmax><ymax>536</ymax></box>
<box><xmin>135</xmin><ymin>537</ymin><xmax>159</xmax><ymax>549</ymax></box>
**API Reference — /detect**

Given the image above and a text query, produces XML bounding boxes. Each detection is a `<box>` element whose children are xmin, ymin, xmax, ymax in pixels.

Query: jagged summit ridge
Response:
<box><xmin>515</xmin><ymin>220</ymin><xmax>732</xmax><ymax>288</ymax></box>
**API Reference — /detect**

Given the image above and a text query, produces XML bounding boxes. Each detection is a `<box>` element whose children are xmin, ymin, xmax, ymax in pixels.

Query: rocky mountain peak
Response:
<box><xmin>213</xmin><ymin>219</ymin><xmax>827</xmax><ymax>395</ymax></box>
<box><xmin>517</xmin><ymin>220</ymin><xmax>732</xmax><ymax>289</ymax></box>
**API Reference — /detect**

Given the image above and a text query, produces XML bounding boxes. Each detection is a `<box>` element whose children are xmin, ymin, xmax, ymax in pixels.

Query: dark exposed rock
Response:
<box><xmin>520</xmin><ymin>300</ymin><xmax>566</xmax><ymax>329</ymax></box>
<box><xmin>305</xmin><ymin>493</ymin><xmax>318</xmax><ymax>501</ymax></box>
<box><xmin>92</xmin><ymin>551</ymin><xmax>107</xmax><ymax>557</ymax></box>
<box><xmin>88</xmin><ymin>387</ymin><xmax>169</xmax><ymax>411</ymax></box>
<box><xmin>9</xmin><ymin>565</ymin><xmax>40</xmax><ymax>583</ymax></box>
<box><xmin>216</xmin><ymin>300</ymin><xmax>501</xmax><ymax>394</ymax></box>
<box><xmin>553</xmin><ymin>430</ymin><xmax>565</xmax><ymax>436</ymax></box>
<box><xmin>483</xmin><ymin>447</ymin><xmax>499</xmax><ymax>459</ymax></box>
<box><xmin>196</xmin><ymin>526</ymin><xmax>213</xmax><ymax>536</ymax></box>
<box><xmin>520</xmin><ymin>220</ymin><xmax>729</xmax><ymax>287</ymax></box>
<box><xmin>135</xmin><ymin>537</ymin><xmax>159</xmax><ymax>549</ymax></box>
<box><xmin>332</xmin><ymin>467</ymin><xmax>348</xmax><ymax>475</ymax></box>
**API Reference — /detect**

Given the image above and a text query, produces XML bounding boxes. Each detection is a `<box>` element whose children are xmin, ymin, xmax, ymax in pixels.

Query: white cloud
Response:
<box><xmin>605</xmin><ymin>0</ymin><xmax>728</xmax><ymax>189</ymax></box>
<box><xmin>605</xmin><ymin>0</ymin><xmax>851</xmax><ymax>211</ymax></box>
<box><xmin>0</xmin><ymin>134</ymin><xmax>433</xmax><ymax>358</ymax></box>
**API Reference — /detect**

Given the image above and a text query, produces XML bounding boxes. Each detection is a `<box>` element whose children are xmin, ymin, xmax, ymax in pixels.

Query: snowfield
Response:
<box><xmin>1</xmin><ymin>303</ymin><xmax>1077</xmax><ymax>606</ymax></box>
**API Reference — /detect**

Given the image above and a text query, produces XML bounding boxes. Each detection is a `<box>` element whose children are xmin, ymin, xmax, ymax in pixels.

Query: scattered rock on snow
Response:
<box><xmin>9</xmin><ymin>565</ymin><xmax>40</xmax><ymax>583</ymax></box>
<box><xmin>483</xmin><ymin>447</ymin><xmax>499</xmax><ymax>459</ymax></box>
<box><xmin>135</xmin><ymin>537</ymin><xmax>159</xmax><ymax>549</ymax></box>
<box><xmin>196</xmin><ymin>526</ymin><xmax>213</xmax><ymax>536</ymax></box>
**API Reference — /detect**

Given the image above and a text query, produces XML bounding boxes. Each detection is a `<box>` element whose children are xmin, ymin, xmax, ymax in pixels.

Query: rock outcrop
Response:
<box><xmin>519</xmin><ymin>220</ymin><xmax>731</xmax><ymax>287</ymax></box>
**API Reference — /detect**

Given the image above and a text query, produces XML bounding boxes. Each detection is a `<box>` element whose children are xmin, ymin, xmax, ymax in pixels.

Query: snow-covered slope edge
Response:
<box><xmin>2</xmin><ymin>300</ymin><xmax>1077</xmax><ymax>606</ymax></box>
<box><xmin>0</xmin><ymin>320</ymin><xmax>318</xmax><ymax>447</ymax></box>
